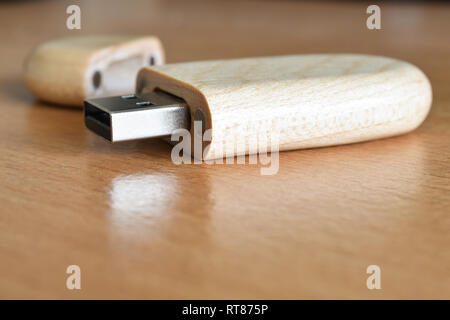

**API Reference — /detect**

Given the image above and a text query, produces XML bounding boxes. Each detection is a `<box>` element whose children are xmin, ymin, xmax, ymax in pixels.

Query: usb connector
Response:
<box><xmin>84</xmin><ymin>90</ymin><xmax>190</xmax><ymax>142</ymax></box>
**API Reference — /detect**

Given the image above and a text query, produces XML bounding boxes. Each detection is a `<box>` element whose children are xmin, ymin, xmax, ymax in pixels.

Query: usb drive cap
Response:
<box><xmin>84</xmin><ymin>91</ymin><xmax>190</xmax><ymax>142</ymax></box>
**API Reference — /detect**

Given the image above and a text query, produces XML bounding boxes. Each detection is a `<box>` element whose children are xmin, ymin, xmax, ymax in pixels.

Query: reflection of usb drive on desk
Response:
<box><xmin>84</xmin><ymin>54</ymin><xmax>432</xmax><ymax>160</ymax></box>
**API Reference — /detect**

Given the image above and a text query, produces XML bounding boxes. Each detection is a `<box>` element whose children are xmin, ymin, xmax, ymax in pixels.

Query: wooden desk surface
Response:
<box><xmin>1</xmin><ymin>0</ymin><xmax>449</xmax><ymax>299</ymax></box>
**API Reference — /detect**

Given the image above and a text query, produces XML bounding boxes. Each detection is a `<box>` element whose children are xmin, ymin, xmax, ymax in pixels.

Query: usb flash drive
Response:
<box><xmin>84</xmin><ymin>54</ymin><xmax>432</xmax><ymax>160</ymax></box>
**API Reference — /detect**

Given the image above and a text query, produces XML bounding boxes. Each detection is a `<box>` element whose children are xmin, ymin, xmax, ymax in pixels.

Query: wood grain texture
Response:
<box><xmin>139</xmin><ymin>54</ymin><xmax>431</xmax><ymax>159</ymax></box>
<box><xmin>1</xmin><ymin>0</ymin><xmax>450</xmax><ymax>299</ymax></box>
<box><xmin>24</xmin><ymin>35</ymin><xmax>164</xmax><ymax>107</ymax></box>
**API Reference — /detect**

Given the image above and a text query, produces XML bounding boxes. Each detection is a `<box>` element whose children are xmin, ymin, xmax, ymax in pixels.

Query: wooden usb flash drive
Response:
<box><xmin>23</xmin><ymin>35</ymin><xmax>165</xmax><ymax>107</ymax></box>
<box><xmin>84</xmin><ymin>54</ymin><xmax>432</xmax><ymax>160</ymax></box>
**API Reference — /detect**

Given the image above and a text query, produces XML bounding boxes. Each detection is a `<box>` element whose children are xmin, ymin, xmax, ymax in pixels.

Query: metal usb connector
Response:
<box><xmin>84</xmin><ymin>91</ymin><xmax>190</xmax><ymax>142</ymax></box>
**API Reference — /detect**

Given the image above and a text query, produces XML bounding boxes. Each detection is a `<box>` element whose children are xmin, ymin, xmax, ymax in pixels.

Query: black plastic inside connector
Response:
<box><xmin>84</xmin><ymin>102</ymin><xmax>112</xmax><ymax>141</ymax></box>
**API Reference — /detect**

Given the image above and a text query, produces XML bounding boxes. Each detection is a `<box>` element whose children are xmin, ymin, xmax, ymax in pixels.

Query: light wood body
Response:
<box><xmin>138</xmin><ymin>54</ymin><xmax>431</xmax><ymax>159</ymax></box>
<box><xmin>24</xmin><ymin>35</ymin><xmax>164</xmax><ymax>107</ymax></box>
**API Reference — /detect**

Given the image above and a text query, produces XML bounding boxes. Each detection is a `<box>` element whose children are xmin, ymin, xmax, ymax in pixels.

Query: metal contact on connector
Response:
<box><xmin>84</xmin><ymin>91</ymin><xmax>190</xmax><ymax>142</ymax></box>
